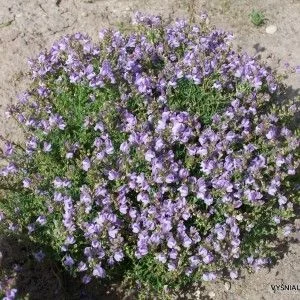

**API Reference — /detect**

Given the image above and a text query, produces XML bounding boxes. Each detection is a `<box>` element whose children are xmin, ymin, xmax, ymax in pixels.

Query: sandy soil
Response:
<box><xmin>0</xmin><ymin>1</ymin><xmax>299</xmax><ymax>299</ymax></box>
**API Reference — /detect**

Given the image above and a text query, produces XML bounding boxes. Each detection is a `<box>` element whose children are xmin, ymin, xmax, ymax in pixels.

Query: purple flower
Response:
<box><xmin>251</xmin><ymin>155</ymin><xmax>266</xmax><ymax>169</ymax></box>
<box><xmin>5</xmin><ymin>163</ymin><xmax>18</xmax><ymax>175</ymax></box>
<box><xmin>23</xmin><ymin>178</ymin><xmax>31</xmax><ymax>188</ymax></box>
<box><xmin>120</xmin><ymin>204</ymin><xmax>128</xmax><ymax>214</ymax></box>
<box><xmin>108</xmin><ymin>170</ymin><xmax>119</xmax><ymax>181</ymax></box>
<box><xmin>82</xmin><ymin>157</ymin><xmax>91</xmax><ymax>171</ymax></box>
<box><xmin>114</xmin><ymin>250</ymin><xmax>124</xmax><ymax>262</ymax></box>
<box><xmin>137</xmin><ymin>192</ymin><xmax>150</xmax><ymax>205</ymax></box>
<box><xmin>145</xmin><ymin>150</ymin><xmax>155</xmax><ymax>162</ymax></box>
<box><xmin>156</xmin><ymin>253</ymin><xmax>167</xmax><ymax>263</ymax></box>
<box><xmin>37</xmin><ymin>85</ymin><xmax>49</xmax><ymax>97</ymax></box>
<box><xmin>167</xmin><ymin>261</ymin><xmax>176</xmax><ymax>271</ymax></box>
<box><xmin>178</xmin><ymin>185</ymin><xmax>189</xmax><ymax>197</ymax></box>
<box><xmin>167</xmin><ymin>236</ymin><xmax>177</xmax><ymax>249</ymax></box>
<box><xmin>96</xmin><ymin>151</ymin><xmax>105</xmax><ymax>160</ymax></box>
<box><xmin>64</xmin><ymin>255</ymin><xmax>74</xmax><ymax>267</ymax></box>
<box><xmin>132</xmin><ymin>223</ymin><xmax>140</xmax><ymax>233</ymax></box>
<box><xmin>203</xmin><ymin>194</ymin><xmax>213</xmax><ymax>206</ymax></box>
<box><xmin>120</xmin><ymin>141</ymin><xmax>130</xmax><ymax>153</ymax></box>
<box><xmin>201</xmin><ymin>159</ymin><xmax>216</xmax><ymax>175</ymax></box>
<box><xmin>182</xmin><ymin>236</ymin><xmax>192</xmax><ymax>248</ymax></box>
<box><xmin>105</xmin><ymin>140</ymin><xmax>114</xmax><ymax>155</ymax></box>
<box><xmin>33</xmin><ymin>250</ymin><xmax>45</xmax><ymax>262</ymax></box>
<box><xmin>203</xmin><ymin>252</ymin><xmax>214</xmax><ymax>264</ymax></box>
<box><xmin>91</xmin><ymin>240</ymin><xmax>100</xmax><ymax>248</ymax></box>
<box><xmin>161</xmin><ymin>219</ymin><xmax>172</xmax><ymax>233</ymax></box>
<box><xmin>4</xmin><ymin>142</ymin><xmax>14</xmax><ymax>156</ymax></box>
<box><xmin>65</xmin><ymin>235</ymin><xmax>76</xmax><ymax>245</ymax></box>
<box><xmin>43</xmin><ymin>142</ymin><xmax>52</xmax><ymax>152</ymax></box>
<box><xmin>108</xmin><ymin>227</ymin><xmax>118</xmax><ymax>239</ymax></box>
<box><xmin>54</xmin><ymin>192</ymin><xmax>64</xmax><ymax>202</ymax></box>
<box><xmin>202</xmin><ymin>272</ymin><xmax>216</xmax><ymax>281</ymax></box>
<box><xmin>245</xmin><ymin>190</ymin><xmax>263</xmax><ymax>202</ymax></box>
<box><xmin>26</xmin><ymin>137</ymin><xmax>38</xmax><ymax>151</ymax></box>
<box><xmin>53</xmin><ymin>177</ymin><xmax>71</xmax><ymax>188</ymax></box>
<box><xmin>155</xmin><ymin>138</ymin><xmax>164</xmax><ymax>151</ymax></box>
<box><xmin>27</xmin><ymin>223</ymin><xmax>35</xmax><ymax>234</ymax></box>
<box><xmin>66</xmin><ymin>152</ymin><xmax>74</xmax><ymax>159</ymax></box>
<box><xmin>198</xmin><ymin>247</ymin><xmax>208</xmax><ymax>257</ymax></box>
<box><xmin>266</xmin><ymin>128</ymin><xmax>276</xmax><ymax>139</ymax></box>
<box><xmin>94</xmin><ymin>122</ymin><xmax>104</xmax><ymax>131</ymax></box>
<box><xmin>283</xmin><ymin>225</ymin><xmax>292</xmax><ymax>236</ymax></box>
<box><xmin>165</xmin><ymin>174</ymin><xmax>175</xmax><ymax>183</ymax></box>
<box><xmin>172</xmin><ymin>121</ymin><xmax>185</xmax><ymax>135</ymax></box>
<box><xmin>135</xmin><ymin>74</ymin><xmax>151</xmax><ymax>94</ymax></box>
<box><xmin>82</xmin><ymin>275</ymin><xmax>92</xmax><ymax>284</ymax></box>
<box><xmin>49</xmin><ymin>114</ymin><xmax>66</xmax><ymax>130</ymax></box>
<box><xmin>100</xmin><ymin>60</ymin><xmax>115</xmax><ymax>83</ymax></box>
<box><xmin>278</xmin><ymin>195</ymin><xmax>287</xmax><ymax>205</ymax></box>
<box><xmin>36</xmin><ymin>215</ymin><xmax>47</xmax><ymax>225</ymax></box>
<box><xmin>268</xmin><ymin>184</ymin><xmax>277</xmax><ymax>196</ymax></box>
<box><xmin>169</xmin><ymin>249</ymin><xmax>178</xmax><ymax>259</ymax></box>
<box><xmin>215</xmin><ymin>225</ymin><xmax>227</xmax><ymax>240</ymax></box>
<box><xmin>213</xmin><ymin>81</ymin><xmax>222</xmax><ymax>90</ymax></box>
<box><xmin>4</xmin><ymin>288</ymin><xmax>18</xmax><ymax>300</ymax></box>
<box><xmin>78</xmin><ymin>261</ymin><xmax>88</xmax><ymax>272</ymax></box>
<box><xmin>229</xmin><ymin>270</ymin><xmax>238</xmax><ymax>279</ymax></box>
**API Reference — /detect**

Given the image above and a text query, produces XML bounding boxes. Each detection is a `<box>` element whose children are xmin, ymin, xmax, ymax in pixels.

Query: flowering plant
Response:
<box><xmin>0</xmin><ymin>13</ymin><xmax>299</xmax><ymax>299</ymax></box>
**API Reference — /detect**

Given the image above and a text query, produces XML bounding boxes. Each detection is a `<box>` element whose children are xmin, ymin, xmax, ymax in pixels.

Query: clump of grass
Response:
<box><xmin>249</xmin><ymin>10</ymin><xmax>266</xmax><ymax>26</ymax></box>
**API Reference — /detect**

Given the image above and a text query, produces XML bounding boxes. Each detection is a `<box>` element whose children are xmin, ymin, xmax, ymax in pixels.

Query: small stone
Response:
<box><xmin>266</xmin><ymin>25</ymin><xmax>277</xmax><ymax>34</ymax></box>
<box><xmin>208</xmin><ymin>291</ymin><xmax>216</xmax><ymax>298</ymax></box>
<box><xmin>224</xmin><ymin>281</ymin><xmax>231</xmax><ymax>291</ymax></box>
<box><xmin>81</xmin><ymin>12</ymin><xmax>88</xmax><ymax>17</ymax></box>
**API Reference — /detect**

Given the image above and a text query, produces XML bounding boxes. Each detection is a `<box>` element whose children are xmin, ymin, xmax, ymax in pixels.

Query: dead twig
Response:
<box><xmin>38</xmin><ymin>4</ymin><xmax>47</xmax><ymax>15</ymax></box>
<box><xmin>0</xmin><ymin>19</ymin><xmax>15</xmax><ymax>29</ymax></box>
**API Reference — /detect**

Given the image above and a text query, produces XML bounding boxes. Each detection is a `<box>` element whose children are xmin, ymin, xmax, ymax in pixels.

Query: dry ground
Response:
<box><xmin>0</xmin><ymin>1</ymin><xmax>299</xmax><ymax>299</ymax></box>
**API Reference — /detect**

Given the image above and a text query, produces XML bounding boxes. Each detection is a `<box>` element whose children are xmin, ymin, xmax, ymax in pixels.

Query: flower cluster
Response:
<box><xmin>0</xmin><ymin>12</ymin><xmax>299</xmax><ymax>296</ymax></box>
<box><xmin>0</xmin><ymin>268</ymin><xmax>18</xmax><ymax>300</ymax></box>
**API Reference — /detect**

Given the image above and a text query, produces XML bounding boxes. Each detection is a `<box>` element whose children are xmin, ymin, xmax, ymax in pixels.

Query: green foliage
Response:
<box><xmin>168</xmin><ymin>78</ymin><xmax>228</xmax><ymax>124</ymax></box>
<box><xmin>0</xmin><ymin>13</ymin><xmax>299</xmax><ymax>300</ymax></box>
<box><xmin>249</xmin><ymin>10</ymin><xmax>266</xmax><ymax>27</ymax></box>
<box><xmin>168</xmin><ymin>78</ymin><xmax>255</xmax><ymax>125</ymax></box>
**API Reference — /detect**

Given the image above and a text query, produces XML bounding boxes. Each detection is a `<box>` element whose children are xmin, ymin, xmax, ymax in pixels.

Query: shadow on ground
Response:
<box><xmin>0</xmin><ymin>236</ymin><xmax>119</xmax><ymax>300</ymax></box>
<box><xmin>1</xmin><ymin>230</ymin><xmax>299</xmax><ymax>300</ymax></box>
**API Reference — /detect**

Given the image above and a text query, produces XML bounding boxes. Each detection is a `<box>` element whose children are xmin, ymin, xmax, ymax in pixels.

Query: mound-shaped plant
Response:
<box><xmin>0</xmin><ymin>13</ymin><xmax>299</xmax><ymax>299</ymax></box>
